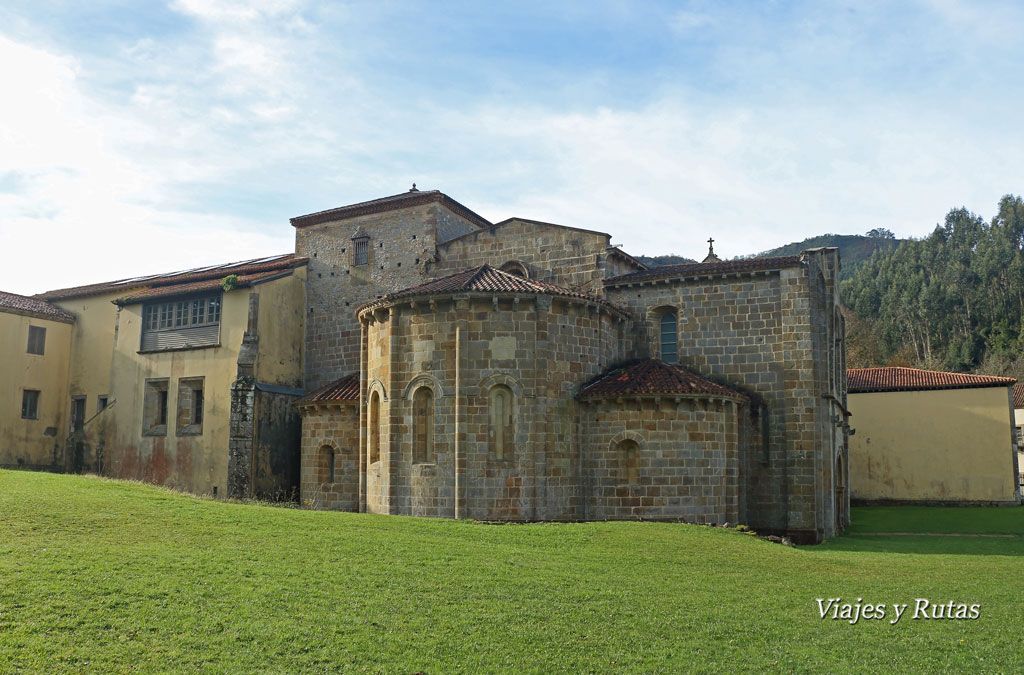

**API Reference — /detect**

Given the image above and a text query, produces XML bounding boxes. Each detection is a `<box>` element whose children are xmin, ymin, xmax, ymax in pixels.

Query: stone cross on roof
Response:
<box><xmin>702</xmin><ymin>237</ymin><xmax>722</xmax><ymax>263</ymax></box>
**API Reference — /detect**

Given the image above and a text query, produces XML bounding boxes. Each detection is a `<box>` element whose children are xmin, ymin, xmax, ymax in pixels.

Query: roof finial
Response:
<box><xmin>409</xmin><ymin>183</ymin><xmax>418</xmax><ymax>192</ymax></box>
<box><xmin>702</xmin><ymin>236</ymin><xmax>721</xmax><ymax>263</ymax></box>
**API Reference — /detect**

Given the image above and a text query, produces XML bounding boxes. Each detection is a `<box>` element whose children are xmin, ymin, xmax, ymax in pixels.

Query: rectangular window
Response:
<box><xmin>143</xmin><ymin>379</ymin><xmax>170</xmax><ymax>435</ymax></box>
<box><xmin>141</xmin><ymin>294</ymin><xmax>221</xmax><ymax>351</ymax></box>
<box><xmin>27</xmin><ymin>326</ymin><xmax>46</xmax><ymax>355</ymax></box>
<box><xmin>174</xmin><ymin>301</ymin><xmax>188</xmax><ymax>327</ymax></box>
<box><xmin>21</xmin><ymin>390</ymin><xmax>40</xmax><ymax>419</ymax></box>
<box><xmin>98</xmin><ymin>395</ymin><xmax>109</xmax><ymax>413</ymax></box>
<box><xmin>353</xmin><ymin>239</ymin><xmax>369</xmax><ymax>266</ymax></box>
<box><xmin>1017</xmin><ymin>426</ymin><xmax>1023</xmax><ymax>447</ymax></box>
<box><xmin>176</xmin><ymin>377</ymin><xmax>204</xmax><ymax>435</ymax></box>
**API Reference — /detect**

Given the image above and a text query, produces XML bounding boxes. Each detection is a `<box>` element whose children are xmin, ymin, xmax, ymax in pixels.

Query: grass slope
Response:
<box><xmin>1</xmin><ymin>470</ymin><xmax>1022</xmax><ymax>673</ymax></box>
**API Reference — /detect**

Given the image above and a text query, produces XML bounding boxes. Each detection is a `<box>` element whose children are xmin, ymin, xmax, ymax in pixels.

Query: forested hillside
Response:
<box><xmin>749</xmin><ymin>231</ymin><xmax>903</xmax><ymax>281</ymax></box>
<box><xmin>841</xmin><ymin>195</ymin><xmax>1024</xmax><ymax>375</ymax></box>
<box><xmin>637</xmin><ymin>231</ymin><xmax>902</xmax><ymax>280</ymax></box>
<box><xmin>635</xmin><ymin>254</ymin><xmax>696</xmax><ymax>267</ymax></box>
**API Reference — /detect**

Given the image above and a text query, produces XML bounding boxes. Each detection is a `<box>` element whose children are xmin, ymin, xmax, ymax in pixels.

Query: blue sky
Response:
<box><xmin>2</xmin><ymin>0</ymin><xmax>1023</xmax><ymax>294</ymax></box>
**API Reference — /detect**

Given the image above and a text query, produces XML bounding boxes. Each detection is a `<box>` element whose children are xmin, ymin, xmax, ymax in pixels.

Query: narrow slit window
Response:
<box><xmin>488</xmin><ymin>385</ymin><xmax>515</xmax><ymax>461</ymax></box>
<box><xmin>413</xmin><ymin>387</ymin><xmax>434</xmax><ymax>464</ymax></box>
<box><xmin>369</xmin><ymin>391</ymin><xmax>381</xmax><ymax>463</ymax></box>
<box><xmin>660</xmin><ymin>312</ymin><xmax>678</xmax><ymax>364</ymax></box>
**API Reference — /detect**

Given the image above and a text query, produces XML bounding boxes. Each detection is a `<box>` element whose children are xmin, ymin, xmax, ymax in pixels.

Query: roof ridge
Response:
<box><xmin>35</xmin><ymin>253</ymin><xmax>304</xmax><ymax>301</ymax></box>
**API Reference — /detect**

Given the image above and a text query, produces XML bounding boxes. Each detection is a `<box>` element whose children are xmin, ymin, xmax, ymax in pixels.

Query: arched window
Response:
<box><xmin>488</xmin><ymin>384</ymin><xmax>515</xmax><ymax>461</ymax></box>
<box><xmin>617</xmin><ymin>439</ymin><xmax>639</xmax><ymax>485</ymax></box>
<box><xmin>660</xmin><ymin>312</ymin><xmax>678</xmax><ymax>364</ymax></box>
<box><xmin>319</xmin><ymin>444</ymin><xmax>335</xmax><ymax>484</ymax></box>
<box><xmin>499</xmin><ymin>260</ymin><xmax>529</xmax><ymax>278</ymax></box>
<box><xmin>413</xmin><ymin>387</ymin><xmax>434</xmax><ymax>464</ymax></box>
<box><xmin>369</xmin><ymin>391</ymin><xmax>381</xmax><ymax>464</ymax></box>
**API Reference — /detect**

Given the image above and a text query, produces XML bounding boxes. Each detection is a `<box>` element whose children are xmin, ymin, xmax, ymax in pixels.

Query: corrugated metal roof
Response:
<box><xmin>0</xmin><ymin>290</ymin><xmax>75</xmax><ymax>323</ymax></box>
<box><xmin>604</xmin><ymin>255</ymin><xmax>803</xmax><ymax>286</ymax></box>
<box><xmin>295</xmin><ymin>372</ymin><xmax>360</xmax><ymax>405</ymax></box>
<box><xmin>847</xmin><ymin>367</ymin><xmax>1015</xmax><ymax>393</ymax></box>
<box><xmin>358</xmin><ymin>264</ymin><xmax>629</xmax><ymax>316</ymax></box>
<box><xmin>580</xmin><ymin>359</ymin><xmax>747</xmax><ymax>400</ymax></box>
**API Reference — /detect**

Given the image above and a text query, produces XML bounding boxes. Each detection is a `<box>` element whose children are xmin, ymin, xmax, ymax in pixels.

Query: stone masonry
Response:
<box><xmin>293</xmin><ymin>189</ymin><xmax>848</xmax><ymax>543</ymax></box>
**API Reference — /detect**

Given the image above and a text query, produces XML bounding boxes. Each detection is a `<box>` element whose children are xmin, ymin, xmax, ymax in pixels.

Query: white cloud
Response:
<box><xmin>0</xmin><ymin>35</ymin><xmax>293</xmax><ymax>295</ymax></box>
<box><xmin>2</xmin><ymin>2</ymin><xmax>1023</xmax><ymax>296</ymax></box>
<box><xmin>669</xmin><ymin>10</ymin><xmax>715</xmax><ymax>34</ymax></box>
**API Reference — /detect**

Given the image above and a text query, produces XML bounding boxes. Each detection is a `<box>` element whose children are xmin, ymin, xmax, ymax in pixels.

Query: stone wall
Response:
<box><xmin>299</xmin><ymin>401</ymin><xmax>359</xmax><ymax>510</ymax></box>
<box><xmin>582</xmin><ymin>397</ymin><xmax>744</xmax><ymax>523</ymax></box>
<box><xmin>604</xmin><ymin>248</ymin><xmax>846</xmax><ymax>541</ymax></box>
<box><xmin>360</xmin><ymin>292</ymin><xmax>628</xmax><ymax>520</ymax></box>
<box><xmin>296</xmin><ymin>202</ymin><xmax>481</xmax><ymax>390</ymax></box>
<box><xmin>433</xmin><ymin>219</ymin><xmax>640</xmax><ymax>294</ymax></box>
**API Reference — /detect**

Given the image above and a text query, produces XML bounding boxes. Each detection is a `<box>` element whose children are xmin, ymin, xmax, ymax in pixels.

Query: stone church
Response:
<box><xmin>291</xmin><ymin>188</ymin><xmax>849</xmax><ymax>543</ymax></box>
<box><xmin>1</xmin><ymin>186</ymin><xmax>847</xmax><ymax>543</ymax></box>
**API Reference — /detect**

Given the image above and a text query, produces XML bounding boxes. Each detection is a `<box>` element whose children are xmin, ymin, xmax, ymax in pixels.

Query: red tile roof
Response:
<box><xmin>0</xmin><ymin>290</ymin><xmax>75</xmax><ymax>323</ymax></box>
<box><xmin>604</xmin><ymin>255</ymin><xmax>803</xmax><ymax>286</ymax></box>
<box><xmin>358</xmin><ymin>264</ymin><xmax>630</xmax><ymax>316</ymax></box>
<box><xmin>114</xmin><ymin>270</ymin><xmax>290</xmax><ymax>305</ymax></box>
<box><xmin>35</xmin><ymin>254</ymin><xmax>306</xmax><ymax>302</ymax></box>
<box><xmin>847</xmin><ymin>367</ymin><xmax>1016</xmax><ymax>393</ymax></box>
<box><xmin>580</xmin><ymin>359</ymin><xmax>747</xmax><ymax>400</ymax></box>
<box><xmin>295</xmin><ymin>372</ymin><xmax>360</xmax><ymax>406</ymax></box>
<box><xmin>290</xmin><ymin>189</ymin><xmax>492</xmax><ymax>230</ymax></box>
<box><xmin>1014</xmin><ymin>383</ymin><xmax>1024</xmax><ymax>409</ymax></box>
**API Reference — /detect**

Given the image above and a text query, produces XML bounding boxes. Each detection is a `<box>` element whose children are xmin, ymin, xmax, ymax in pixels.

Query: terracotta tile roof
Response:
<box><xmin>580</xmin><ymin>359</ymin><xmax>747</xmax><ymax>400</ymax></box>
<box><xmin>290</xmin><ymin>189</ymin><xmax>492</xmax><ymax>230</ymax></box>
<box><xmin>358</xmin><ymin>264</ymin><xmax>630</xmax><ymax>316</ymax></box>
<box><xmin>847</xmin><ymin>367</ymin><xmax>1016</xmax><ymax>393</ymax></box>
<box><xmin>114</xmin><ymin>269</ymin><xmax>289</xmax><ymax>305</ymax></box>
<box><xmin>36</xmin><ymin>254</ymin><xmax>307</xmax><ymax>302</ymax></box>
<box><xmin>1014</xmin><ymin>383</ymin><xmax>1024</xmax><ymax>409</ymax></box>
<box><xmin>604</xmin><ymin>255</ymin><xmax>803</xmax><ymax>286</ymax></box>
<box><xmin>295</xmin><ymin>372</ymin><xmax>360</xmax><ymax>405</ymax></box>
<box><xmin>0</xmin><ymin>290</ymin><xmax>75</xmax><ymax>323</ymax></box>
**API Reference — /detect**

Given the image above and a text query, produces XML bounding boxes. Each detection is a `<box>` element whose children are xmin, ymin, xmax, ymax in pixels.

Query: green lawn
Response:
<box><xmin>845</xmin><ymin>505</ymin><xmax>1024</xmax><ymax>535</ymax></box>
<box><xmin>1</xmin><ymin>470</ymin><xmax>1022</xmax><ymax>673</ymax></box>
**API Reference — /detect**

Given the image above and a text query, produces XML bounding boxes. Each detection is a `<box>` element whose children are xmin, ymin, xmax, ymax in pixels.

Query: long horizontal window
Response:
<box><xmin>141</xmin><ymin>295</ymin><xmax>221</xmax><ymax>351</ymax></box>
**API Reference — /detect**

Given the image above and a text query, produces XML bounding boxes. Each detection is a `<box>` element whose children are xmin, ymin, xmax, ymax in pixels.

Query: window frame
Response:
<box><xmin>368</xmin><ymin>390</ymin><xmax>381</xmax><ymax>464</ymax></box>
<box><xmin>143</xmin><ymin>295</ymin><xmax>222</xmax><ymax>334</ymax></box>
<box><xmin>412</xmin><ymin>386</ymin><xmax>434</xmax><ymax>464</ymax></box>
<box><xmin>140</xmin><ymin>294</ymin><xmax>222</xmax><ymax>352</ymax></box>
<box><xmin>352</xmin><ymin>237</ymin><xmax>369</xmax><ymax>266</ymax></box>
<box><xmin>487</xmin><ymin>384</ymin><xmax>515</xmax><ymax>462</ymax></box>
<box><xmin>176</xmin><ymin>377</ymin><xmax>205</xmax><ymax>436</ymax></box>
<box><xmin>142</xmin><ymin>379</ymin><xmax>170</xmax><ymax>436</ymax></box>
<box><xmin>21</xmin><ymin>389</ymin><xmax>40</xmax><ymax>420</ymax></box>
<box><xmin>659</xmin><ymin>311</ymin><xmax>679</xmax><ymax>364</ymax></box>
<box><xmin>26</xmin><ymin>325</ymin><xmax>46</xmax><ymax>355</ymax></box>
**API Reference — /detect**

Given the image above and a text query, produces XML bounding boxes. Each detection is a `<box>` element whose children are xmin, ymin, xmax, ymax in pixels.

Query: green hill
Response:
<box><xmin>637</xmin><ymin>231</ymin><xmax>904</xmax><ymax>281</ymax></box>
<box><xmin>749</xmin><ymin>232</ymin><xmax>903</xmax><ymax>280</ymax></box>
<box><xmin>1</xmin><ymin>469</ymin><xmax>1021</xmax><ymax>672</ymax></box>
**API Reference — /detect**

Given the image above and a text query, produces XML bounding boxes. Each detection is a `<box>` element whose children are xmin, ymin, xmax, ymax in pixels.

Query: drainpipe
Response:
<box><xmin>454</xmin><ymin>325</ymin><xmax>461</xmax><ymax>519</ymax></box>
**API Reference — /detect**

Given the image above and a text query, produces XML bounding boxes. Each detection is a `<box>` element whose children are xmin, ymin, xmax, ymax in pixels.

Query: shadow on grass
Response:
<box><xmin>816</xmin><ymin>534</ymin><xmax>1024</xmax><ymax>556</ymax></box>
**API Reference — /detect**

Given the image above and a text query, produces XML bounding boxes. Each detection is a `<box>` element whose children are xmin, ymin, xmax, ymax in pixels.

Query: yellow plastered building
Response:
<box><xmin>848</xmin><ymin>367</ymin><xmax>1021</xmax><ymax>505</ymax></box>
<box><xmin>1</xmin><ymin>255</ymin><xmax>307</xmax><ymax>499</ymax></box>
<box><xmin>0</xmin><ymin>292</ymin><xmax>74</xmax><ymax>470</ymax></box>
